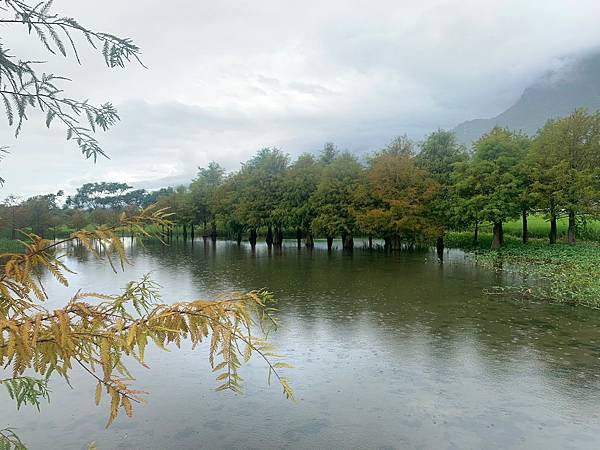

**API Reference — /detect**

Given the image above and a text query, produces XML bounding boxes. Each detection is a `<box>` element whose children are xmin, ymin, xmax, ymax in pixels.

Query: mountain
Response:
<box><xmin>453</xmin><ymin>52</ymin><xmax>600</xmax><ymax>146</ymax></box>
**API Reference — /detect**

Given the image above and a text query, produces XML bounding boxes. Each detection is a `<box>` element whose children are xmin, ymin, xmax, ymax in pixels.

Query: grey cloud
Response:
<box><xmin>3</xmin><ymin>0</ymin><xmax>600</xmax><ymax>197</ymax></box>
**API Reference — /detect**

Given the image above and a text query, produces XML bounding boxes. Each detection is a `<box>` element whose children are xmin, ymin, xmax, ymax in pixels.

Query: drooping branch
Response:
<box><xmin>0</xmin><ymin>206</ymin><xmax>293</xmax><ymax>428</ymax></box>
<box><xmin>0</xmin><ymin>0</ymin><xmax>144</xmax><ymax>162</ymax></box>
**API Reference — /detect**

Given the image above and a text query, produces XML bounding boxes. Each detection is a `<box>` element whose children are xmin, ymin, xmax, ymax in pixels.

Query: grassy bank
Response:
<box><xmin>475</xmin><ymin>215</ymin><xmax>600</xmax><ymax>241</ymax></box>
<box><xmin>447</xmin><ymin>231</ymin><xmax>600</xmax><ymax>309</ymax></box>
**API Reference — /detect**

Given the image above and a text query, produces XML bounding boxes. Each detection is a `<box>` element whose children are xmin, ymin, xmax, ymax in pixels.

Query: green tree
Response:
<box><xmin>319</xmin><ymin>142</ymin><xmax>339</xmax><ymax>164</ymax></box>
<box><xmin>311</xmin><ymin>153</ymin><xmax>364</xmax><ymax>251</ymax></box>
<box><xmin>213</xmin><ymin>171</ymin><xmax>247</xmax><ymax>245</ymax></box>
<box><xmin>21</xmin><ymin>190</ymin><xmax>63</xmax><ymax>237</ymax></box>
<box><xmin>0</xmin><ymin>0</ymin><xmax>143</xmax><ymax>163</ymax></box>
<box><xmin>154</xmin><ymin>186</ymin><xmax>196</xmax><ymax>240</ymax></box>
<box><xmin>383</xmin><ymin>134</ymin><xmax>415</xmax><ymax>157</ymax></box>
<box><xmin>278</xmin><ymin>153</ymin><xmax>320</xmax><ymax>247</ymax></box>
<box><xmin>416</xmin><ymin>130</ymin><xmax>468</xmax><ymax>256</ymax></box>
<box><xmin>529</xmin><ymin>109</ymin><xmax>600</xmax><ymax>244</ymax></box>
<box><xmin>237</xmin><ymin>148</ymin><xmax>289</xmax><ymax>247</ymax></box>
<box><xmin>190</xmin><ymin>162</ymin><xmax>225</xmax><ymax>241</ymax></box>
<box><xmin>514</xmin><ymin>137</ymin><xmax>533</xmax><ymax>244</ymax></box>
<box><xmin>66</xmin><ymin>182</ymin><xmax>136</xmax><ymax>209</ymax></box>
<box><xmin>455</xmin><ymin>127</ymin><xmax>528</xmax><ymax>249</ymax></box>
<box><xmin>0</xmin><ymin>195</ymin><xmax>22</xmax><ymax>239</ymax></box>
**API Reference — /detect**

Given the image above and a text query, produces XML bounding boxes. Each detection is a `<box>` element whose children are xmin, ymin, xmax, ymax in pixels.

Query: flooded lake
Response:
<box><xmin>2</xmin><ymin>239</ymin><xmax>600</xmax><ymax>449</ymax></box>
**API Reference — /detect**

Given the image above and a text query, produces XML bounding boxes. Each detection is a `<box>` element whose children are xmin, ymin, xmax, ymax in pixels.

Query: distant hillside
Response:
<box><xmin>453</xmin><ymin>52</ymin><xmax>600</xmax><ymax>146</ymax></box>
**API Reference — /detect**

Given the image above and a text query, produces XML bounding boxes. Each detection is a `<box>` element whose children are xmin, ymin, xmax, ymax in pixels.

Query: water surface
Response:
<box><xmin>1</xmin><ymin>240</ymin><xmax>599</xmax><ymax>449</ymax></box>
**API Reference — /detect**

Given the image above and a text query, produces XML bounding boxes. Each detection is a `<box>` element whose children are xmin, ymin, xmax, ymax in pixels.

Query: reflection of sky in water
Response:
<box><xmin>1</xmin><ymin>240</ymin><xmax>600</xmax><ymax>449</ymax></box>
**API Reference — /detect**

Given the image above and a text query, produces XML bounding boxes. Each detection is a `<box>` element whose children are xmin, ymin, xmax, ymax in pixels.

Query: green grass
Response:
<box><xmin>475</xmin><ymin>215</ymin><xmax>600</xmax><ymax>241</ymax></box>
<box><xmin>447</xmin><ymin>231</ymin><xmax>600</xmax><ymax>309</ymax></box>
<box><xmin>0</xmin><ymin>238</ymin><xmax>25</xmax><ymax>253</ymax></box>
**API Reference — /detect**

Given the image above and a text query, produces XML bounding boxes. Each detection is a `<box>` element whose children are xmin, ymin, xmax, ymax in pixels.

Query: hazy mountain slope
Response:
<box><xmin>453</xmin><ymin>53</ymin><xmax>600</xmax><ymax>145</ymax></box>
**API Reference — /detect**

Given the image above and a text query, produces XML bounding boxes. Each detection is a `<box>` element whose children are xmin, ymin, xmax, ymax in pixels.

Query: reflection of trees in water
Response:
<box><xmin>134</xmin><ymin>240</ymin><xmax>600</xmax><ymax>390</ymax></box>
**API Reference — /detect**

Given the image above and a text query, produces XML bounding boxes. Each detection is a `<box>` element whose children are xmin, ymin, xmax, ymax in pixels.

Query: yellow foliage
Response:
<box><xmin>0</xmin><ymin>205</ymin><xmax>292</xmax><ymax>428</ymax></box>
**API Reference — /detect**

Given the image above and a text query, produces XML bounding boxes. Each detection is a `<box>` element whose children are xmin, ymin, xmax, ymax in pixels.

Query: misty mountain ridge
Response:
<box><xmin>453</xmin><ymin>52</ymin><xmax>600</xmax><ymax>145</ymax></box>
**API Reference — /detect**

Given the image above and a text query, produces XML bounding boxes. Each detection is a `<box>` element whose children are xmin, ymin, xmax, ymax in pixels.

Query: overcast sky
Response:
<box><xmin>2</xmin><ymin>0</ymin><xmax>600</xmax><ymax>198</ymax></box>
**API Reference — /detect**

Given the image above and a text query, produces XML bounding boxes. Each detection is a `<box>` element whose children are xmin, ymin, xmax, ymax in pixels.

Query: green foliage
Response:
<box><xmin>0</xmin><ymin>428</ymin><xmax>26</xmax><ymax>450</ymax></box>
<box><xmin>310</xmin><ymin>152</ymin><xmax>363</xmax><ymax>238</ymax></box>
<box><xmin>0</xmin><ymin>239</ymin><xmax>23</xmax><ymax>253</ymax></box>
<box><xmin>279</xmin><ymin>153</ymin><xmax>320</xmax><ymax>233</ymax></box>
<box><xmin>0</xmin><ymin>377</ymin><xmax>50</xmax><ymax>410</ymax></box>
<box><xmin>0</xmin><ymin>0</ymin><xmax>142</xmax><ymax>161</ymax></box>
<box><xmin>238</xmin><ymin>147</ymin><xmax>289</xmax><ymax>229</ymax></box>
<box><xmin>455</xmin><ymin>127</ymin><xmax>530</xmax><ymax>225</ymax></box>
<box><xmin>66</xmin><ymin>182</ymin><xmax>148</xmax><ymax>210</ymax></box>
<box><xmin>416</xmin><ymin>130</ymin><xmax>469</xmax><ymax>235</ymax></box>
<box><xmin>528</xmin><ymin>109</ymin><xmax>600</xmax><ymax>219</ymax></box>
<box><xmin>463</xmin><ymin>238</ymin><xmax>600</xmax><ymax>308</ymax></box>
<box><xmin>445</xmin><ymin>231</ymin><xmax>521</xmax><ymax>250</ymax></box>
<box><xmin>416</xmin><ymin>129</ymin><xmax>468</xmax><ymax>185</ymax></box>
<box><xmin>190</xmin><ymin>162</ymin><xmax>225</xmax><ymax>230</ymax></box>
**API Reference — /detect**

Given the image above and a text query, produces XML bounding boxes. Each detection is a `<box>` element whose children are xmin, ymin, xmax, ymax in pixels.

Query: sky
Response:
<box><xmin>2</xmin><ymin>0</ymin><xmax>600</xmax><ymax>198</ymax></box>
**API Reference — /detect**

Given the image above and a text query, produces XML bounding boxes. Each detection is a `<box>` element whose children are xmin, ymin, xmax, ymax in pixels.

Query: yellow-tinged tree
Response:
<box><xmin>365</xmin><ymin>146</ymin><xmax>440</xmax><ymax>250</ymax></box>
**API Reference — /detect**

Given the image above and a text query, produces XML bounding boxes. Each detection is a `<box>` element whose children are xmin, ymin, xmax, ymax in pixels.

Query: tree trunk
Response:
<box><xmin>11</xmin><ymin>208</ymin><xmax>15</xmax><ymax>240</ymax></box>
<box><xmin>384</xmin><ymin>237</ymin><xmax>391</xmax><ymax>252</ymax></box>
<box><xmin>296</xmin><ymin>227</ymin><xmax>302</xmax><ymax>248</ymax></box>
<box><xmin>474</xmin><ymin>220</ymin><xmax>478</xmax><ymax>243</ymax></box>
<box><xmin>210</xmin><ymin>222</ymin><xmax>217</xmax><ymax>243</ymax></box>
<box><xmin>190</xmin><ymin>223</ymin><xmax>195</xmax><ymax>241</ymax></box>
<box><xmin>183</xmin><ymin>223</ymin><xmax>188</xmax><ymax>241</ymax></box>
<box><xmin>327</xmin><ymin>236</ymin><xmax>333</xmax><ymax>251</ymax></box>
<box><xmin>236</xmin><ymin>231</ymin><xmax>242</xmax><ymax>245</ymax></box>
<box><xmin>305</xmin><ymin>232</ymin><xmax>314</xmax><ymax>248</ymax></box>
<box><xmin>343</xmin><ymin>233</ymin><xmax>354</xmax><ymax>251</ymax></box>
<box><xmin>522</xmin><ymin>209</ymin><xmax>528</xmax><ymax>244</ymax></box>
<box><xmin>436</xmin><ymin>235</ymin><xmax>444</xmax><ymax>260</ymax></box>
<box><xmin>491</xmin><ymin>221</ymin><xmax>503</xmax><ymax>249</ymax></box>
<box><xmin>368</xmin><ymin>236</ymin><xmax>373</xmax><ymax>249</ymax></box>
<box><xmin>391</xmin><ymin>234</ymin><xmax>401</xmax><ymax>251</ymax></box>
<box><xmin>266</xmin><ymin>225</ymin><xmax>273</xmax><ymax>247</ymax></box>
<box><xmin>568</xmin><ymin>210</ymin><xmax>576</xmax><ymax>245</ymax></box>
<box><xmin>274</xmin><ymin>226</ymin><xmax>283</xmax><ymax>248</ymax></box>
<box><xmin>249</xmin><ymin>228</ymin><xmax>257</xmax><ymax>247</ymax></box>
<box><xmin>549</xmin><ymin>215</ymin><xmax>557</xmax><ymax>244</ymax></box>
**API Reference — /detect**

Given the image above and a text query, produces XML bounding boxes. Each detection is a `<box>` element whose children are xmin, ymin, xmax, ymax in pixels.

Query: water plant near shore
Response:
<box><xmin>448</xmin><ymin>232</ymin><xmax>600</xmax><ymax>308</ymax></box>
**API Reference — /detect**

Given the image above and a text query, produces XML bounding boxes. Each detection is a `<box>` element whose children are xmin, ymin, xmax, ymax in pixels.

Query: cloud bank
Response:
<box><xmin>2</xmin><ymin>0</ymin><xmax>600</xmax><ymax>197</ymax></box>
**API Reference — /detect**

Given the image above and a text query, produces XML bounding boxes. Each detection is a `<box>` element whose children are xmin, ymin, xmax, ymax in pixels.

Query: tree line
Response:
<box><xmin>0</xmin><ymin>182</ymin><xmax>161</xmax><ymax>239</ymax></box>
<box><xmin>3</xmin><ymin>109</ymin><xmax>600</xmax><ymax>252</ymax></box>
<box><xmin>152</xmin><ymin>108</ymin><xmax>600</xmax><ymax>252</ymax></box>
